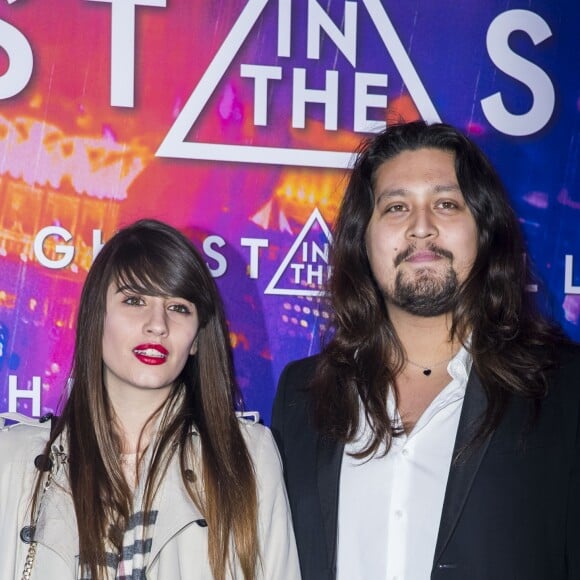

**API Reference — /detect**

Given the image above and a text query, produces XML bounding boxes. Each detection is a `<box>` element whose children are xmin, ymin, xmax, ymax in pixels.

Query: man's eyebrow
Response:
<box><xmin>374</xmin><ymin>188</ymin><xmax>409</xmax><ymax>203</ymax></box>
<box><xmin>375</xmin><ymin>183</ymin><xmax>462</xmax><ymax>203</ymax></box>
<box><xmin>433</xmin><ymin>184</ymin><xmax>462</xmax><ymax>193</ymax></box>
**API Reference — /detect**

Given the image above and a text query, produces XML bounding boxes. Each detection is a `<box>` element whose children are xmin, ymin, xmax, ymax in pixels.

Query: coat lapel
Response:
<box><xmin>433</xmin><ymin>370</ymin><xmax>492</xmax><ymax>563</ymax></box>
<box><xmin>317</xmin><ymin>434</ymin><xmax>344</xmax><ymax>573</ymax></box>
<box><xmin>150</xmin><ymin>444</ymin><xmax>205</xmax><ymax>564</ymax></box>
<box><xmin>34</xmin><ymin>461</ymin><xmax>79</xmax><ymax>572</ymax></box>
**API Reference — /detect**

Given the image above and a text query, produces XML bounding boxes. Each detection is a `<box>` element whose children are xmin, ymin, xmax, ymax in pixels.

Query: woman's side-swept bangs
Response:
<box><xmin>104</xmin><ymin>223</ymin><xmax>215</xmax><ymax>326</ymax></box>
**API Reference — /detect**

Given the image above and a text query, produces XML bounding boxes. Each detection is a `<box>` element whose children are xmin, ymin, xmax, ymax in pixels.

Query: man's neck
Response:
<box><xmin>387</xmin><ymin>305</ymin><xmax>464</xmax><ymax>433</ymax></box>
<box><xmin>387</xmin><ymin>305</ymin><xmax>460</xmax><ymax>366</ymax></box>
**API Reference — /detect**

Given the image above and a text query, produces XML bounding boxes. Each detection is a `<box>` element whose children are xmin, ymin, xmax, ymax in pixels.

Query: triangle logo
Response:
<box><xmin>265</xmin><ymin>207</ymin><xmax>333</xmax><ymax>296</ymax></box>
<box><xmin>156</xmin><ymin>0</ymin><xmax>440</xmax><ymax>168</ymax></box>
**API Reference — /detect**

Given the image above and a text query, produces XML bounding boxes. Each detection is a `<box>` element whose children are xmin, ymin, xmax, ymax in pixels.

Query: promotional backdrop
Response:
<box><xmin>1</xmin><ymin>0</ymin><xmax>579</xmax><ymax>423</ymax></box>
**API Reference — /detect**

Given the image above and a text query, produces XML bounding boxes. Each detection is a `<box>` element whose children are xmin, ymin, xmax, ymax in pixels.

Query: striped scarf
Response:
<box><xmin>79</xmin><ymin>457</ymin><xmax>160</xmax><ymax>580</ymax></box>
<box><xmin>78</xmin><ymin>394</ymin><xmax>187</xmax><ymax>580</ymax></box>
<box><xmin>108</xmin><ymin>509</ymin><xmax>159</xmax><ymax>580</ymax></box>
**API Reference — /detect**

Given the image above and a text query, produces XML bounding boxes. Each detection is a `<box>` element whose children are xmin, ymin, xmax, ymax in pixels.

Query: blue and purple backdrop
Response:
<box><xmin>0</xmin><ymin>0</ymin><xmax>579</xmax><ymax>423</ymax></box>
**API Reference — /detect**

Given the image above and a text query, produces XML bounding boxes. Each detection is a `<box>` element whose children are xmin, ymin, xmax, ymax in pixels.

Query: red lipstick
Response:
<box><xmin>132</xmin><ymin>343</ymin><xmax>169</xmax><ymax>366</ymax></box>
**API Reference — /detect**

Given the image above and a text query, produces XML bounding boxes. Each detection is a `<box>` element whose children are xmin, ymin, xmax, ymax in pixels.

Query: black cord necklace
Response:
<box><xmin>405</xmin><ymin>356</ymin><xmax>452</xmax><ymax>376</ymax></box>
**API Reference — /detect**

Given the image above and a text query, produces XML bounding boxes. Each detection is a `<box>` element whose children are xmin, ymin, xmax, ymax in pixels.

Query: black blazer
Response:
<box><xmin>271</xmin><ymin>349</ymin><xmax>580</xmax><ymax>580</ymax></box>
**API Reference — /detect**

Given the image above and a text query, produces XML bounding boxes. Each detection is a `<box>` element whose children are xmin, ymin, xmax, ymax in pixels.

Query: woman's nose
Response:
<box><xmin>144</xmin><ymin>302</ymin><xmax>168</xmax><ymax>336</ymax></box>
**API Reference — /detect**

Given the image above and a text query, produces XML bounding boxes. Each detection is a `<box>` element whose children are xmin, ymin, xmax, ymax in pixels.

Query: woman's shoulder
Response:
<box><xmin>236</xmin><ymin>412</ymin><xmax>280</xmax><ymax>466</ymax></box>
<box><xmin>236</xmin><ymin>411</ymin><xmax>269</xmax><ymax>446</ymax></box>
<box><xmin>0</xmin><ymin>413</ymin><xmax>51</xmax><ymax>463</ymax></box>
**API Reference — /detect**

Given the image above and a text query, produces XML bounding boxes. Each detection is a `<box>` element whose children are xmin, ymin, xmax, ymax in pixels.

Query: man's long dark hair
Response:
<box><xmin>312</xmin><ymin>121</ymin><xmax>569</xmax><ymax>457</ymax></box>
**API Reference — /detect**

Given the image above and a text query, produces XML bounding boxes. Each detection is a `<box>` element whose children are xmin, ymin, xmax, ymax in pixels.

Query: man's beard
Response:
<box><xmin>384</xmin><ymin>246</ymin><xmax>459</xmax><ymax>316</ymax></box>
<box><xmin>386</xmin><ymin>268</ymin><xmax>458</xmax><ymax>316</ymax></box>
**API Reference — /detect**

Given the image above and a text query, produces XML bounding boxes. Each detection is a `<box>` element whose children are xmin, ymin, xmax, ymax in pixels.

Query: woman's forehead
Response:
<box><xmin>111</xmin><ymin>269</ymin><xmax>166</xmax><ymax>295</ymax></box>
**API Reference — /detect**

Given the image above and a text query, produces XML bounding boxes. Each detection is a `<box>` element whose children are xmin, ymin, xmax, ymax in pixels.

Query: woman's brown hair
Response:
<box><xmin>31</xmin><ymin>219</ymin><xmax>258</xmax><ymax>579</ymax></box>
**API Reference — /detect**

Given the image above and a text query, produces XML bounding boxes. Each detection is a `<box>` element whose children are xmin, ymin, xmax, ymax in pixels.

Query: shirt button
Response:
<box><xmin>401</xmin><ymin>448</ymin><xmax>409</xmax><ymax>457</ymax></box>
<box><xmin>394</xmin><ymin>510</ymin><xmax>403</xmax><ymax>519</ymax></box>
<box><xmin>20</xmin><ymin>525</ymin><xmax>35</xmax><ymax>544</ymax></box>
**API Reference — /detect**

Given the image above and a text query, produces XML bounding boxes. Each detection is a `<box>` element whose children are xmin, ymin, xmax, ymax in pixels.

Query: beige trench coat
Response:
<box><xmin>0</xmin><ymin>413</ymin><xmax>301</xmax><ymax>579</ymax></box>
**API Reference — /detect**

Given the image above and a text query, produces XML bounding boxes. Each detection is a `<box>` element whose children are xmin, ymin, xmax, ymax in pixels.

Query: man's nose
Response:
<box><xmin>407</xmin><ymin>208</ymin><xmax>438</xmax><ymax>240</ymax></box>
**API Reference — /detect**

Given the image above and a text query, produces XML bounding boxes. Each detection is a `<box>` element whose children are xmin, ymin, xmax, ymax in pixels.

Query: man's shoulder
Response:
<box><xmin>273</xmin><ymin>355</ymin><xmax>322</xmax><ymax>436</ymax></box>
<box><xmin>551</xmin><ymin>342</ymin><xmax>580</xmax><ymax>393</ymax></box>
<box><xmin>557</xmin><ymin>341</ymin><xmax>580</xmax><ymax>364</ymax></box>
<box><xmin>279</xmin><ymin>354</ymin><xmax>321</xmax><ymax>388</ymax></box>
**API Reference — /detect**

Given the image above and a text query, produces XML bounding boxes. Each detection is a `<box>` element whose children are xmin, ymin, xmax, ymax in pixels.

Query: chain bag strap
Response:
<box><xmin>21</xmin><ymin>456</ymin><xmax>54</xmax><ymax>580</ymax></box>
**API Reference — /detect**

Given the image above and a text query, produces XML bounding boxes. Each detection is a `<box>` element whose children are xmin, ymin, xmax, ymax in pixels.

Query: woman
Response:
<box><xmin>0</xmin><ymin>219</ymin><xmax>300</xmax><ymax>579</ymax></box>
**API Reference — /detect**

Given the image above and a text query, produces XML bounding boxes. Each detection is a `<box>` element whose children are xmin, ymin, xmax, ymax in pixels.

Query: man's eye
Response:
<box><xmin>438</xmin><ymin>201</ymin><xmax>458</xmax><ymax>209</ymax></box>
<box><xmin>385</xmin><ymin>204</ymin><xmax>406</xmax><ymax>213</ymax></box>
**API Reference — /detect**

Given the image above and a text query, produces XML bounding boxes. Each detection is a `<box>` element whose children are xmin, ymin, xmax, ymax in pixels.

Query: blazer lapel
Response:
<box><xmin>317</xmin><ymin>434</ymin><xmax>344</xmax><ymax>572</ymax></box>
<box><xmin>433</xmin><ymin>370</ymin><xmax>492</xmax><ymax>563</ymax></box>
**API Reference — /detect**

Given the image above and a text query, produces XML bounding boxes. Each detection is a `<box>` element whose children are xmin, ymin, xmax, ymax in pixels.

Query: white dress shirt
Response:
<box><xmin>336</xmin><ymin>347</ymin><xmax>472</xmax><ymax>580</ymax></box>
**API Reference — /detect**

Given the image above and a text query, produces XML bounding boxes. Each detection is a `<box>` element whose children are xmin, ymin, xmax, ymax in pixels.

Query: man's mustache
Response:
<box><xmin>394</xmin><ymin>244</ymin><xmax>454</xmax><ymax>267</ymax></box>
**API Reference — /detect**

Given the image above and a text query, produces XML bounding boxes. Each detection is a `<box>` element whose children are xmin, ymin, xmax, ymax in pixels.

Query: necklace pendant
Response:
<box><xmin>422</xmin><ymin>369</ymin><xmax>432</xmax><ymax>376</ymax></box>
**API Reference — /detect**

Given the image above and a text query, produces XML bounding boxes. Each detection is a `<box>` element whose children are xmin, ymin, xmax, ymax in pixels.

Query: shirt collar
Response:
<box><xmin>447</xmin><ymin>343</ymin><xmax>472</xmax><ymax>389</ymax></box>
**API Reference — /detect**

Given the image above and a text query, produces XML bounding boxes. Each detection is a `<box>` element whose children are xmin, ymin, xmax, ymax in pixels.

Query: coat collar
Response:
<box><xmin>433</xmin><ymin>369</ymin><xmax>492</xmax><ymax>563</ymax></box>
<box><xmin>34</xmin><ymin>436</ymin><xmax>207</xmax><ymax>571</ymax></box>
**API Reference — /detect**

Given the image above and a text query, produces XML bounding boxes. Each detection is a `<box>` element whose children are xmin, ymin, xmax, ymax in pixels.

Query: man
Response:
<box><xmin>271</xmin><ymin>121</ymin><xmax>580</xmax><ymax>580</ymax></box>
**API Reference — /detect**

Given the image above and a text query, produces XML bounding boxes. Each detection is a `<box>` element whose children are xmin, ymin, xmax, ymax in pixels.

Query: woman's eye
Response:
<box><xmin>169</xmin><ymin>303</ymin><xmax>191</xmax><ymax>314</ymax></box>
<box><xmin>123</xmin><ymin>295</ymin><xmax>143</xmax><ymax>306</ymax></box>
<box><xmin>438</xmin><ymin>200</ymin><xmax>458</xmax><ymax>210</ymax></box>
